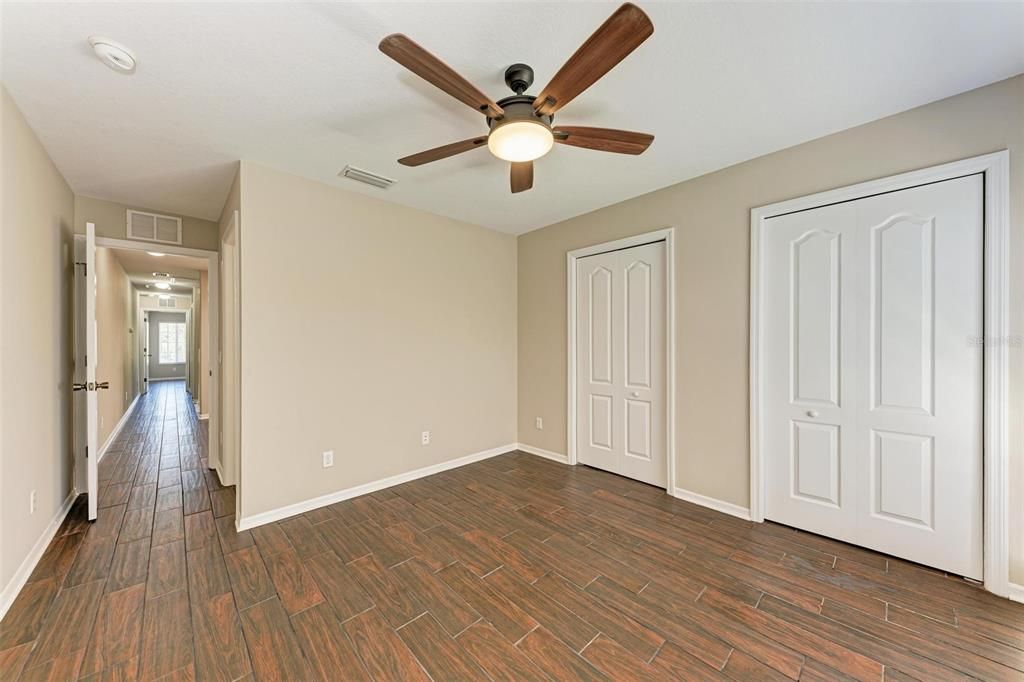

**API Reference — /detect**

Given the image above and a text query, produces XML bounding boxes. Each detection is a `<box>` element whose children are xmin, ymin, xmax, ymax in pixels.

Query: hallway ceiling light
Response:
<box><xmin>88</xmin><ymin>37</ymin><xmax>137</xmax><ymax>74</ymax></box>
<box><xmin>154</xmin><ymin>282</ymin><xmax>171</xmax><ymax>290</ymax></box>
<box><xmin>147</xmin><ymin>251</ymin><xmax>165</xmax><ymax>257</ymax></box>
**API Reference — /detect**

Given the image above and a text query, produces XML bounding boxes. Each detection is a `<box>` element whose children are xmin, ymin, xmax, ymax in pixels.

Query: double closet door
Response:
<box><xmin>576</xmin><ymin>240</ymin><xmax>667</xmax><ymax>488</ymax></box>
<box><xmin>762</xmin><ymin>175</ymin><xmax>983</xmax><ymax>579</ymax></box>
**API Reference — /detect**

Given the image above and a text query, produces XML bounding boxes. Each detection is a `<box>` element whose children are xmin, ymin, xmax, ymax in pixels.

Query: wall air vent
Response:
<box><xmin>339</xmin><ymin>165</ymin><xmax>395</xmax><ymax>190</ymax></box>
<box><xmin>127</xmin><ymin>209</ymin><xmax>183</xmax><ymax>244</ymax></box>
<box><xmin>158</xmin><ymin>297</ymin><xmax>177</xmax><ymax>309</ymax></box>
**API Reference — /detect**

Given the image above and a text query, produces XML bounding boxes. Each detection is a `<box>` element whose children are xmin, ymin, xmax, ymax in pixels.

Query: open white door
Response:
<box><xmin>74</xmin><ymin>222</ymin><xmax>102</xmax><ymax>520</ymax></box>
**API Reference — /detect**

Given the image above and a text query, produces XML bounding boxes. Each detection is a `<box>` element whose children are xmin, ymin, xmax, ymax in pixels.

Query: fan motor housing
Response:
<box><xmin>504</xmin><ymin>63</ymin><xmax>534</xmax><ymax>94</ymax></box>
<box><xmin>488</xmin><ymin>95</ymin><xmax>553</xmax><ymax>129</ymax></box>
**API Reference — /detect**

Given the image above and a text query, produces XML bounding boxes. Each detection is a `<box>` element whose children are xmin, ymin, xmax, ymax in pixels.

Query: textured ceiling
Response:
<box><xmin>3</xmin><ymin>2</ymin><xmax>1022</xmax><ymax>234</ymax></box>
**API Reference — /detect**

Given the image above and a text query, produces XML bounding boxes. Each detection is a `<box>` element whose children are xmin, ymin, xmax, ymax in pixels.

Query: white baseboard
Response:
<box><xmin>515</xmin><ymin>443</ymin><xmax>569</xmax><ymax>464</ymax></box>
<box><xmin>1008</xmin><ymin>582</ymin><xmax>1024</xmax><ymax>604</ymax></box>
<box><xmin>98</xmin><ymin>394</ymin><xmax>140</xmax><ymax>462</ymax></box>
<box><xmin>236</xmin><ymin>443</ymin><xmax>518</xmax><ymax>531</ymax></box>
<box><xmin>672</xmin><ymin>486</ymin><xmax>752</xmax><ymax>521</ymax></box>
<box><xmin>0</xmin><ymin>492</ymin><xmax>77</xmax><ymax>621</ymax></box>
<box><xmin>198</xmin><ymin>413</ymin><xmax>209</xmax><ymax>421</ymax></box>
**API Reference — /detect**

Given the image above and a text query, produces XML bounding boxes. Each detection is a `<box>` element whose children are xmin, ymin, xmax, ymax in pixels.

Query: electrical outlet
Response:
<box><xmin>30</xmin><ymin>490</ymin><xmax>37</xmax><ymax>515</ymax></box>
<box><xmin>421</xmin><ymin>431</ymin><xmax>430</xmax><ymax>446</ymax></box>
<box><xmin>322</xmin><ymin>450</ymin><xmax>334</xmax><ymax>468</ymax></box>
<box><xmin>535</xmin><ymin>417</ymin><xmax>543</xmax><ymax>430</ymax></box>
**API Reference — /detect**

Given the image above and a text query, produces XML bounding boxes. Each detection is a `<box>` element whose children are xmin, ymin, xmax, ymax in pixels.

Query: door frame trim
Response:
<box><xmin>749</xmin><ymin>150</ymin><xmax>1010</xmax><ymax>596</ymax></box>
<box><xmin>567</xmin><ymin>227</ymin><xmax>676</xmax><ymax>490</ymax></box>
<box><xmin>92</xmin><ymin>235</ymin><xmax>222</xmax><ymax>484</ymax></box>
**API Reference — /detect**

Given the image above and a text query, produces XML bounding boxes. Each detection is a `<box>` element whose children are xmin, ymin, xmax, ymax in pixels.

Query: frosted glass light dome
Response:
<box><xmin>488</xmin><ymin>119</ymin><xmax>554</xmax><ymax>162</ymax></box>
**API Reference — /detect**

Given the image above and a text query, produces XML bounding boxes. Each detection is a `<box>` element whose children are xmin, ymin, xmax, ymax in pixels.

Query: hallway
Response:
<box><xmin>0</xmin><ymin>380</ymin><xmax>236</xmax><ymax>680</ymax></box>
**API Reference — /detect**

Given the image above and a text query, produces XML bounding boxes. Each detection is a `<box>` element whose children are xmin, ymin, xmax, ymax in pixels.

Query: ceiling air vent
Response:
<box><xmin>339</xmin><ymin>165</ymin><xmax>395</xmax><ymax>190</ymax></box>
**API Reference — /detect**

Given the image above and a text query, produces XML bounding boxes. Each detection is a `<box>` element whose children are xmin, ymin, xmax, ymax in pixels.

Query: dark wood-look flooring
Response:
<box><xmin>2</xmin><ymin>381</ymin><xmax>1022</xmax><ymax>680</ymax></box>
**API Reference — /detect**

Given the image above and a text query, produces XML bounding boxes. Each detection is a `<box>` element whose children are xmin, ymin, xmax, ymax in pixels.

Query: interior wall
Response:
<box><xmin>94</xmin><ymin>247</ymin><xmax>136</xmax><ymax>447</ymax></box>
<box><xmin>148</xmin><ymin>311</ymin><xmax>188</xmax><ymax>380</ymax></box>
<box><xmin>517</xmin><ymin>74</ymin><xmax>1024</xmax><ymax>582</ymax></box>
<box><xmin>237</xmin><ymin>162</ymin><xmax>517</xmax><ymax>520</ymax></box>
<box><xmin>74</xmin><ymin>195</ymin><xmax>219</xmax><ymax>251</ymax></box>
<box><xmin>218</xmin><ymin>164</ymin><xmax>240</xmax><ymax>486</ymax></box>
<box><xmin>0</xmin><ymin>86</ymin><xmax>75</xmax><ymax>592</ymax></box>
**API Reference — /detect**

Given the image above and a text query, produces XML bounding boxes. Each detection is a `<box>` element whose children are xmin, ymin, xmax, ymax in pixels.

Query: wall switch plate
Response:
<box><xmin>30</xmin><ymin>490</ymin><xmax>37</xmax><ymax>515</ymax></box>
<box><xmin>421</xmin><ymin>431</ymin><xmax>430</xmax><ymax>446</ymax></box>
<box><xmin>535</xmin><ymin>417</ymin><xmax>543</xmax><ymax>430</ymax></box>
<box><xmin>322</xmin><ymin>450</ymin><xmax>334</xmax><ymax>468</ymax></box>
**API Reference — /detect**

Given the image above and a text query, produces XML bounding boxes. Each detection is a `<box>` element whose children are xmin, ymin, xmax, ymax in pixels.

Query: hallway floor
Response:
<box><xmin>1</xmin><ymin>380</ymin><xmax>1023</xmax><ymax>680</ymax></box>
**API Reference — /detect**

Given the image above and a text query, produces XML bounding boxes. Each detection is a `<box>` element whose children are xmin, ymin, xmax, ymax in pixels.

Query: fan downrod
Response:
<box><xmin>504</xmin><ymin>63</ymin><xmax>534</xmax><ymax>95</ymax></box>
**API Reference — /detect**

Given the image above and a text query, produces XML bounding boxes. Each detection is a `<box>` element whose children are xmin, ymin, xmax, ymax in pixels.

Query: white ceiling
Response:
<box><xmin>111</xmin><ymin>248</ymin><xmax>201</xmax><ymax>295</ymax></box>
<box><xmin>3</xmin><ymin>3</ymin><xmax>1022</xmax><ymax>235</ymax></box>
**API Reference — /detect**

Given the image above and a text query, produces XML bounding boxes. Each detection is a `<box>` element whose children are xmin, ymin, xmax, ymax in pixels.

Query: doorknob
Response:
<box><xmin>95</xmin><ymin>381</ymin><xmax>110</xmax><ymax>390</ymax></box>
<box><xmin>73</xmin><ymin>383</ymin><xmax>88</xmax><ymax>392</ymax></box>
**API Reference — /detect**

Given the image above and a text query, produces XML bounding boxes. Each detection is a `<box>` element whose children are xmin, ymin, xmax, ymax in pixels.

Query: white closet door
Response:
<box><xmin>577</xmin><ymin>241</ymin><xmax>666</xmax><ymax>487</ymax></box>
<box><xmin>763</xmin><ymin>175</ymin><xmax>983</xmax><ymax>579</ymax></box>
<box><xmin>763</xmin><ymin>201</ymin><xmax>857</xmax><ymax>541</ymax></box>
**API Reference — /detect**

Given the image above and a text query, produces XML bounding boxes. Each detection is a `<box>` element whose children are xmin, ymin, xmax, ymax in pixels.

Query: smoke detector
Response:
<box><xmin>88</xmin><ymin>37</ymin><xmax>137</xmax><ymax>74</ymax></box>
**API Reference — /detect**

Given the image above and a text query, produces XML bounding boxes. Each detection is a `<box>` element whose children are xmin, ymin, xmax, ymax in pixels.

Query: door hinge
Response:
<box><xmin>85</xmin><ymin>446</ymin><xmax>89</xmax><ymax>458</ymax></box>
<box><xmin>75</xmin><ymin>261</ymin><xmax>87</xmax><ymax>276</ymax></box>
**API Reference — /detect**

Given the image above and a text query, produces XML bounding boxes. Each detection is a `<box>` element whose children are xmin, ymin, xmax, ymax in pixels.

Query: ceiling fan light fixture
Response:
<box><xmin>487</xmin><ymin>119</ymin><xmax>554</xmax><ymax>162</ymax></box>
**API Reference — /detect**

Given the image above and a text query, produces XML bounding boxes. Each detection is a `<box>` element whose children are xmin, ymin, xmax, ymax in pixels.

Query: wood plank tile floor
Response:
<box><xmin>2</xmin><ymin>380</ymin><xmax>1022</xmax><ymax>680</ymax></box>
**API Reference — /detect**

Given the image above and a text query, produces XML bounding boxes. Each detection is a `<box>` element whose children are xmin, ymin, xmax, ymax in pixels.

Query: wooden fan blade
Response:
<box><xmin>510</xmin><ymin>161</ymin><xmax>534</xmax><ymax>193</ymax></box>
<box><xmin>398</xmin><ymin>137</ymin><xmax>488</xmax><ymax>166</ymax></box>
<box><xmin>554</xmin><ymin>126</ymin><xmax>653</xmax><ymax>155</ymax></box>
<box><xmin>534</xmin><ymin>3</ymin><xmax>653</xmax><ymax>116</ymax></box>
<box><xmin>380</xmin><ymin>34</ymin><xmax>504</xmax><ymax>118</ymax></box>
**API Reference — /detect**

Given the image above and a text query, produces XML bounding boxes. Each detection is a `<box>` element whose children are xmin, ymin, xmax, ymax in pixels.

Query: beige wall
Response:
<box><xmin>237</xmin><ymin>162</ymin><xmax>517</xmax><ymax>520</ymax></box>
<box><xmin>517</xmin><ymin>74</ymin><xmax>1024</xmax><ymax>582</ymax></box>
<box><xmin>0</xmin><ymin>87</ymin><xmax>75</xmax><ymax>590</ymax></box>
<box><xmin>94</xmin><ymin>247</ymin><xmax>136</xmax><ymax>447</ymax></box>
<box><xmin>217</xmin><ymin>164</ymin><xmax>240</xmax><ymax>487</ymax></box>
<box><xmin>75</xmin><ymin>195</ymin><xmax>219</xmax><ymax>251</ymax></box>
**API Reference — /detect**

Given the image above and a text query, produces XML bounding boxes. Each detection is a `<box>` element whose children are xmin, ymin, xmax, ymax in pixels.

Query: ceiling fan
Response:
<box><xmin>379</xmin><ymin>3</ymin><xmax>655</xmax><ymax>193</ymax></box>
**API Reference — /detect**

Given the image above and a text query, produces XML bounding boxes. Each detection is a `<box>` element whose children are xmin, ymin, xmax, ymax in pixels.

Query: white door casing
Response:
<box><xmin>762</xmin><ymin>175</ymin><xmax>983</xmax><ymax>579</ymax></box>
<box><xmin>576</xmin><ymin>240</ymin><xmax>667</xmax><ymax>487</ymax></box>
<box><xmin>142</xmin><ymin>312</ymin><xmax>150</xmax><ymax>394</ymax></box>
